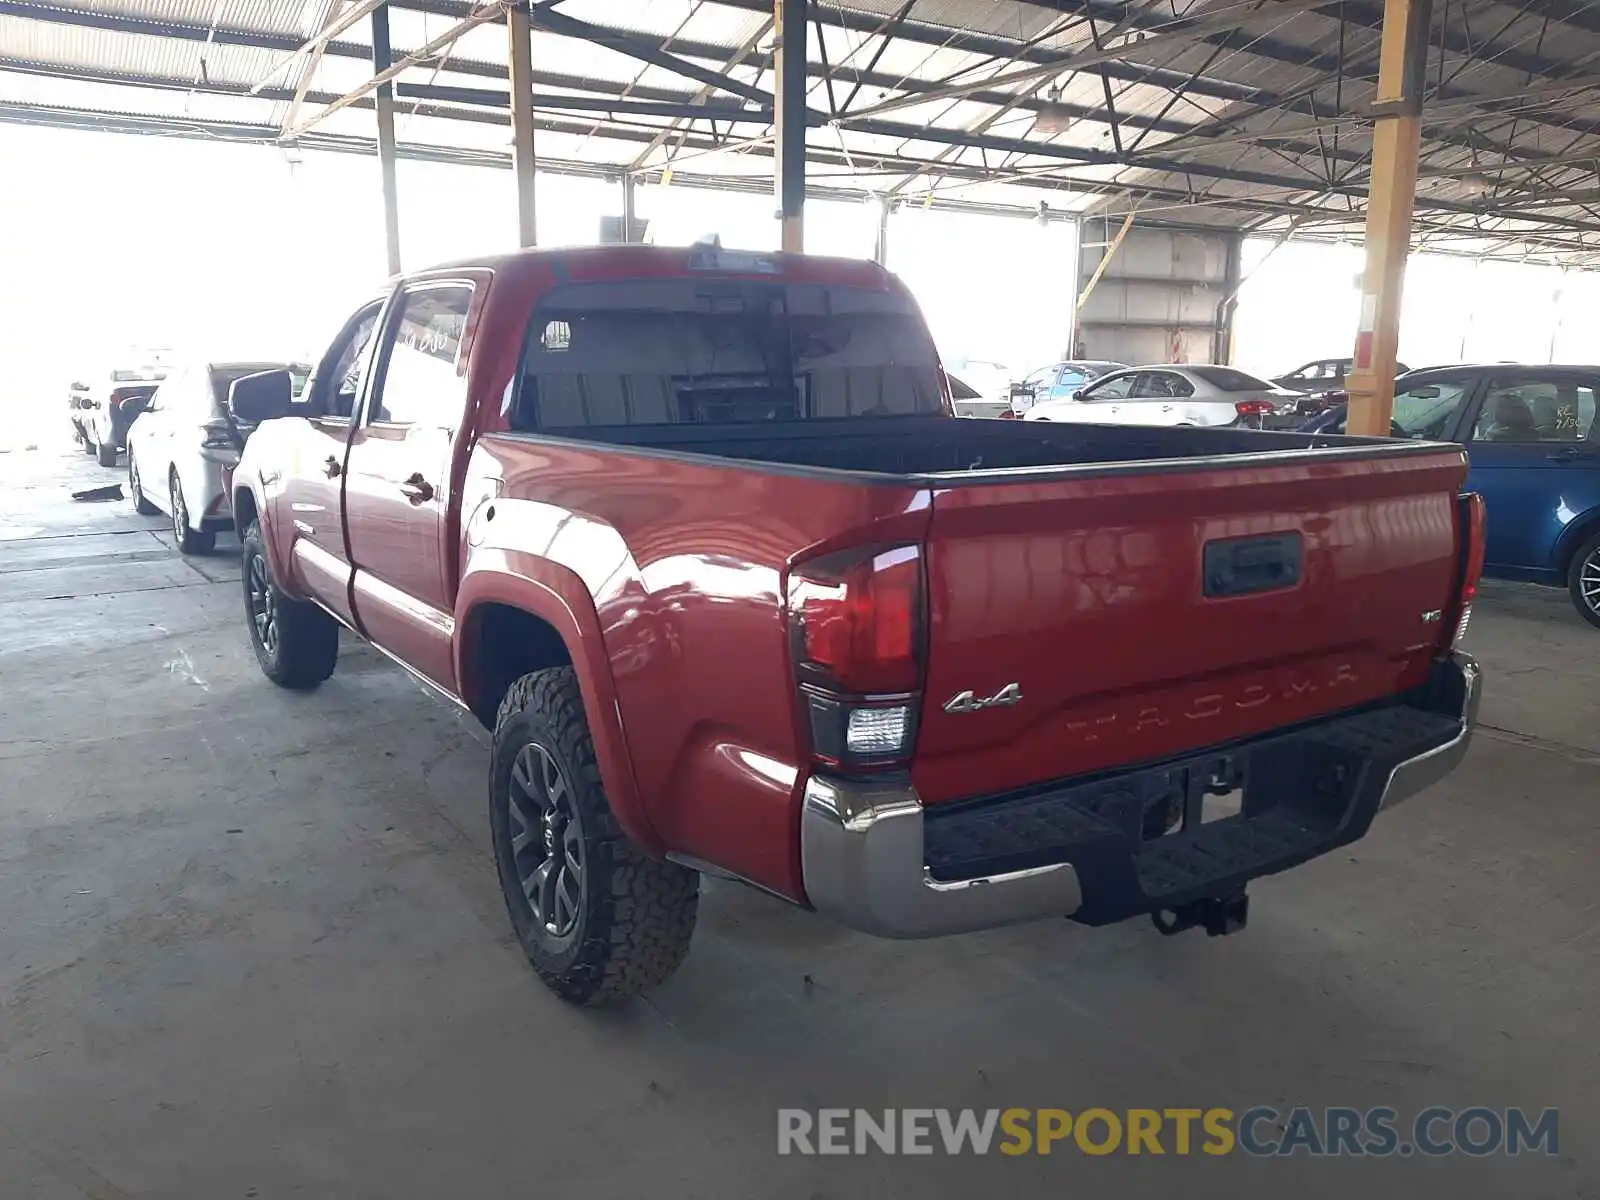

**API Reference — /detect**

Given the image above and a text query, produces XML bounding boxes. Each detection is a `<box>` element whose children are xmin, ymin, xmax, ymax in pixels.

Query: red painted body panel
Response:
<box><xmin>911</xmin><ymin>449</ymin><xmax>1469</xmax><ymax>803</ymax></box>
<box><xmin>345</xmin><ymin>419</ymin><xmax>457</xmax><ymax>686</ymax></box>
<box><xmin>282</xmin><ymin>418</ymin><xmax>360</xmax><ymax>623</ymax></box>
<box><xmin>235</xmin><ymin>243</ymin><xmax>1474</xmax><ymax>908</ymax></box>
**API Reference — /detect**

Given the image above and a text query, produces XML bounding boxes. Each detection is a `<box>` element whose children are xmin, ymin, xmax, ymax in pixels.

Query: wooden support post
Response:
<box><xmin>371</xmin><ymin>3</ymin><xmax>402</xmax><ymax>276</ymax></box>
<box><xmin>507</xmin><ymin>1</ymin><xmax>538</xmax><ymax>248</ymax></box>
<box><xmin>1346</xmin><ymin>0</ymin><xmax>1432</xmax><ymax>436</ymax></box>
<box><xmin>774</xmin><ymin>0</ymin><xmax>806</xmax><ymax>253</ymax></box>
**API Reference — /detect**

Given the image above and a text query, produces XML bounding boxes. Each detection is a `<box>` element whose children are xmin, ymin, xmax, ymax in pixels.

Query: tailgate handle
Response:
<box><xmin>1204</xmin><ymin>534</ymin><xmax>1302</xmax><ymax>598</ymax></box>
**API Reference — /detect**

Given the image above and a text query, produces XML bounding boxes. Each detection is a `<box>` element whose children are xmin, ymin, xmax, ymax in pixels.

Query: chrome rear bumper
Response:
<box><xmin>800</xmin><ymin>652</ymin><xmax>1479</xmax><ymax>940</ymax></box>
<box><xmin>1379</xmin><ymin>651</ymin><xmax>1481</xmax><ymax>810</ymax></box>
<box><xmin>800</xmin><ymin>773</ymin><xmax>1084</xmax><ymax>939</ymax></box>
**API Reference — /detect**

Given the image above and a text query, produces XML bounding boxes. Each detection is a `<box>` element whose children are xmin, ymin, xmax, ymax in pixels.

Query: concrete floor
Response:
<box><xmin>2</xmin><ymin>446</ymin><xmax>1595</xmax><ymax>1199</ymax></box>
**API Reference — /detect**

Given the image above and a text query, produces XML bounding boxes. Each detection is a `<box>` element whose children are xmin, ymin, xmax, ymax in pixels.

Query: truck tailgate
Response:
<box><xmin>912</xmin><ymin>446</ymin><xmax>1469</xmax><ymax>804</ymax></box>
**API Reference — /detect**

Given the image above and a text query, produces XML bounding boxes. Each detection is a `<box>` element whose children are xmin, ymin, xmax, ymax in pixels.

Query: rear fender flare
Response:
<box><xmin>455</xmin><ymin>558</ymin><xmax>660</xmax><ymax>857</ymax></box>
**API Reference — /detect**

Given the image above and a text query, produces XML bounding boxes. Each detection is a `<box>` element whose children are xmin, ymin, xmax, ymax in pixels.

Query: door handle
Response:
<box><xmin>1545</xmin><ymin>447</ymin><xmax>1590</xmax><ymax>461</ymax></box>
<box><xmin>323</xmin><ymin>455</ymin><xmax>342</xmax><ymax>478</ymax></box>
<box><xmin>399</xmin><ymin>473</ymin><xmax>435</xmax><ymax>503</ymax></box>
<box><xmin>1161</xmin><ymin>405</ymin><xmax>1174</xmax><ymax>412</ymax></box>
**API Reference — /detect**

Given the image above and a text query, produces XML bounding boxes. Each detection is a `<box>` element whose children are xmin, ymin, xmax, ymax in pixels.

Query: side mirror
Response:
<box><xmin>1071</xmin><ymin>389</ymin><xmax>1085</xmax><ymax>400</ymax></box>
<box><xmin>228</xmin><ymin>369</ymin><xmax>295</xmax><ymax>424</ymax></box>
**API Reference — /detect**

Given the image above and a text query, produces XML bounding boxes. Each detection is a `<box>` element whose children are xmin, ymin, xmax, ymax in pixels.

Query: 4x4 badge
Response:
<box><xmin>944</xmin><ymin>683</ymin><xmax>1024</xmax><ymax>714</ymax></box>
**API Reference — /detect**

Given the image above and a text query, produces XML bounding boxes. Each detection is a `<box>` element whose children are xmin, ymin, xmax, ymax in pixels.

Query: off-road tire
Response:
<box><xmin>491</xmin><ymin>667</ymin><xmax>698</xmax><ymax>1006</ymax></box>
<box><xmin>1567</xmin><ymin>528</ymin><xmax>1600</xmax><ymax>630</ymax></box>
<box><xmin>241</xmin><ymin>519</ymin><xmax>339</xmax><ymax>689</ymax></box>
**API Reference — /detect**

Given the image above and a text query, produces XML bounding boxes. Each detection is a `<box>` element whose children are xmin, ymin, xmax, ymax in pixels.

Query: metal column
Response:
<box><xmin>370</xmin><ymin>3</ymin><xmax>402</xmax><ymax>276</ymax></box>
<box><xmin>873</xmin><ymin>197</ymin><xmax>890</xmax><ymax>266</ymax></box>
<box><xmin>507</xmin><ymin>1</ymin><xmax>537</xmax><ymax>248</ymax></box>
<box><xmin>773</xmin><ymin>0</ymin><xmax>806</xmax><ymax>253</ymax></box>
<box><xmin>1213</xmin><ymin>233</ymin><xmax>1243</xmax><ymax>365</ymax></box>
<box><xmin>1346</xmin><ymin>0</ymin><xmax>1433</xmax><ymax>436</ymax></box>
<box><xmin>621</xmin><ymin>174</ymin><xmax>638</xmax><ymax>242</ymax></box>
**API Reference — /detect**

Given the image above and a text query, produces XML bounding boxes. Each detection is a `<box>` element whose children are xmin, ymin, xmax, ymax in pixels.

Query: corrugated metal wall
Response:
<box><xmin>1072</xmin><ymin>224</ymin><xmax>1241</xmax><ymax>367</ymax></box>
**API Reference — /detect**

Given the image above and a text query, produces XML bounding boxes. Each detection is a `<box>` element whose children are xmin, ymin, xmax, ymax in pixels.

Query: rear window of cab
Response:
<box><xmin>513</xmin><ymin>278</ymin><xmax>945</xmax><ymax>429</ymax></box>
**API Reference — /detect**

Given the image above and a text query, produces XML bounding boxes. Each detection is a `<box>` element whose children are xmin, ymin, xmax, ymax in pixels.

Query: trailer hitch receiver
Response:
<box><xmin>1151</xmin><ymin>891</ymin><xmax>1249</xmax><ymax>938</ymax></box>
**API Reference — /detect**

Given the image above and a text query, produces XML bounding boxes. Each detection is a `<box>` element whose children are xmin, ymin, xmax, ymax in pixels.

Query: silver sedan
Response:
<box><xmin>1023</xmin><ymin>364</ymin><xmax>1303</xmax><ymax>428</ymax></box>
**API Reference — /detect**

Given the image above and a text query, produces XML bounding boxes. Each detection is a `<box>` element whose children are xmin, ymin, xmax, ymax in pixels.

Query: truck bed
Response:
<box><xmin>511</xmin><ymin>415</ymin><xmax>1416</xmax><ymax>482</ymax></box>
<box><xmin>479</xmin><ymin>416</ymin><xmax>1467</xmax><ymax>803</ymax></box>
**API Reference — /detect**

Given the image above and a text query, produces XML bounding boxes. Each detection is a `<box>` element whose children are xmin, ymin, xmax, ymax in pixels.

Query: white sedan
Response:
<box><xmin>127</xmin><ymin>358</ymin><xmax>307</xmax><ymax>554</ymax></box>
<box><xmin>1022</xmin><ymin>364</ymin><xmax>1302</xmax><ymax>428</ymax></box>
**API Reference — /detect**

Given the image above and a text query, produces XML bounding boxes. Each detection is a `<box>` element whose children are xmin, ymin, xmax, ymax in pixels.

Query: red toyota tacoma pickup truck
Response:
<box><xmin>228</xmin><ymin>244</ymin><xmax>1483</xmax><ymax>1006</ymax></box>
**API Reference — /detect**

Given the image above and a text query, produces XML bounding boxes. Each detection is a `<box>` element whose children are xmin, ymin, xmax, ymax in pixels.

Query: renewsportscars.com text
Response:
<box><xmin>777</xmin><ymin>1106</ymin><xmax>1559</xmax><ymax>1158</ymax></box>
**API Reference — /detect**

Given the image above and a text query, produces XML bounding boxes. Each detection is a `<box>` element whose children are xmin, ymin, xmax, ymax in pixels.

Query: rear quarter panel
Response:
<box><xmin>457</xmin><ymin>435</ymin><xmax>931</xmax><ymax>900</ymax></box>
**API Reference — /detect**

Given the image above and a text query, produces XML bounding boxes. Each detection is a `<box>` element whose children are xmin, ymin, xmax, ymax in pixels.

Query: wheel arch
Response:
<box><xmin>1553</xmin><ymin>505</ymin><xmax>1600</xmax><ymax>576</ymax></box>
<box><xmin>232</xmin><ymin>484</ymin><xmax>259</xmax><ymax>535</ymax></box>
<box><xmin>456</xmin><ymin>565</ymin><xmax>659</xmax><ymax>856</ymax></box>
<box><xmin>231</xmin><ymin>481</ymin><xmax>297</xmax><ymax>593</ymax></box>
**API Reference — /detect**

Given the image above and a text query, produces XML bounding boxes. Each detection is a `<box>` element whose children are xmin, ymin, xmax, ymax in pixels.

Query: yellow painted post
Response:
<box><xmin>371</xmin><ymin>4</ymin><xmax>402</xmax><ymax>275</ymax></box>
<box><xmin>1346</xmin><ymin>0</ymin><xmax>1433</xmax><ymax>435</ymax></box>
<box><xmin>507</xmin><ymin>1</ymin><xmax>537</xmax><ymax>248</ymax></box>
<box><xmin>774</xmin><ymin>0</ymin><xmax>806</xmax><ymax>252</ymax></box>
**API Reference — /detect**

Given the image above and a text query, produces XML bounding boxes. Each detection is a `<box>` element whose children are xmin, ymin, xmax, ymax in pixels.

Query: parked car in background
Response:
<box><xmin>1005</xmin><ymin>360</ymin><xmax>1126</xmax><ymax>416</ymax></box>
<box><xmin>1302</xmin><ymin>365</ymin><xmax>1600</xmax><ymax>626</ymax></box>
<box><xmin>70</xmin><ymin>369</ymin><xmax>165</xmax><ymax>465</ymax></box>
<box><xmin>127</xmin><ymin>358</ymin><xmax>308</xmax><ymax>553</ymax></box>
<box><xmin>943</xmin><ymin>357</ymin><xmax>1015</xmax><ymax>418</ymax></box>
<box><xmin>1024</xmin><ymin>364</ymin><xmax>1301</xmax><ymax>428</ymax></box>
<box><xmin>1272</xmin><ymin>357</ymin><xmax>1412</xmax><ymax>418</ymax></box>
<box><xmin>944</xmin><ymin>371</ymin><xmax>998</xmax><ymax>418</ymax></box>
<box><xmin>228</xmin><ymin>243</ymin><xmax>1479</xmax><ymax>1006</ymax></box>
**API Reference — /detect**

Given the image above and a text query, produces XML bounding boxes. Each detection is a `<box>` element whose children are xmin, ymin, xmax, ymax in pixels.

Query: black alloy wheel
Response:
<box><xmin>246</xmin><ymin>551</ymin><xmax>278</xmax><ymax>657</ymax></box>
<box><xmin>506</xmin><ymin>742</ymin><xmax>587</xmax><ymax>940</ymax></box>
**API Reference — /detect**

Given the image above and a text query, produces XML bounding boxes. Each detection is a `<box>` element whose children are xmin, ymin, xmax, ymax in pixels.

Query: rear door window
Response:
<box><xmin>1470</xmin><ymin>377</ymin><xmax>1598</xmax><ymax>443</ymax></box>
<box><xmin>516</xmin><ymin>279</ymin><xmax>943</xmax><ymax>429</ymax></box>
<box><xmin>1135</xmin><ymin>371</ymin><xmax>1192</xmax><ymax>398</ymax></box>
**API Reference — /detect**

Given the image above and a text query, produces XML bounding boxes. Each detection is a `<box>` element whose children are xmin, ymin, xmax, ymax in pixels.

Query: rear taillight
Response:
<box><xmin>786</xmin><ymin>544</ymin><xmax>924</xmax><ymax>769</ymax></box>
<box><xmin>1451</xmin><ymin>492</ymin><xmax>1487</xmax><ymax>647</ymax></box>
<box><xmin>199</xmin><ymin>418</ymin><xmax>239</xmax><ymax>463</ymax></box>
<box><xmin>997</xmin><ymin>409</ymin><xmax>1021</xmax><ymax>420</ymax></box>
<box><xmin>1234</xmin><ymin>399</ymin><xmax>1275</xmax><ymax>417</ymax></box>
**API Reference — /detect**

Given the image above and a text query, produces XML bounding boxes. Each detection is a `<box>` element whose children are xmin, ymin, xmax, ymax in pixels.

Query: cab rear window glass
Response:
<box><xmin>514</xmin><ymin>279</ymin><xmax>943</xmax><ymax>429</ymax></box>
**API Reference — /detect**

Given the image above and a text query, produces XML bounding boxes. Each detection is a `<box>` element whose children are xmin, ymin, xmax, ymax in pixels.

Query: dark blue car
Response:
<box><xmin>1303</xmin><ymin>365</ymin><xmax>1600</xmax><ymax>627</ymax></box>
